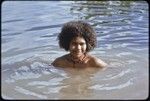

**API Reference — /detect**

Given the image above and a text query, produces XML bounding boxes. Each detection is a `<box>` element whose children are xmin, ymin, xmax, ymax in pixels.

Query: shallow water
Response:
<box><xmin>1</xmin><ymin>1</ymin><xmax>149</xmax><ymax>100</ymax></box>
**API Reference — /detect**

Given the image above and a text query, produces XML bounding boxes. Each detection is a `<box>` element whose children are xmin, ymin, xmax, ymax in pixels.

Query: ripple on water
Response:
<box><xmin>27</xmin><ymin>77</ymin><xmax>64</xmax><ymax>86</ymax></box>
<box><xmin>43</xmin><ymin>86</ymin><xmax>68</xmax><ymax>94</ymax></box>
<box><xmin>89</xmin><ymin>78</ymin><xmax>133</xmax><ymax>90</ymax></box>
<box><xmin>4</xmin><ymin>61</ymin><xmax>68</xmax><ymax>83</ymax></box>
<box><xmin>9</xmin><ymin>71</ymin><xmax>41</xmax><ymax>81</ymax></box>
<box><xmin>116</xmin><ymin>52</ymin><xmax>132</xmax><ymax>57</ymax></box>
<box><xmin>89</xmin><ymin>56</ymin><xmax>137</xmax><ymax>93</ymax></box>
<box><xmin>2</xmin><ymin>1</ymin><xmax>148</xmax><ymax>99</ymax></box>
<box><xmin>14</xmin><ymin>86</ymin><xmax>47</xmax><ymax>99</ymax></box>
<box><xmin>103</xmin><ymin>68</ymin><xmax>132</xmax><ymax>80</ymax></box>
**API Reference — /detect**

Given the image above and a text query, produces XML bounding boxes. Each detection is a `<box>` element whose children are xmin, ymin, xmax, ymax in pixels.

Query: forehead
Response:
<box><xmin>71</xmin><ymin>36</ymin><xmax>86</xmax><ymax>43</ymax></box>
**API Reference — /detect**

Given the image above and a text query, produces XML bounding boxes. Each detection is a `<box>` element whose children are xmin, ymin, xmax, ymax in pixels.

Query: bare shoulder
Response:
<box><xmin>88</xmin><ymin>55</ymin><xmax>108</xmax><ymax>68</ymax></box>
<box><xmin>51</xmin><ymin>55</ymin><xmax>67</xmax><ymax>67</ymax></box>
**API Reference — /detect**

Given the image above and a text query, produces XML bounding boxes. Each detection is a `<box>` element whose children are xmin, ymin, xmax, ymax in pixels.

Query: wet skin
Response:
<box><xmin>69</xmin><ymin>36</ymin><xmax>87</xmax><ymax>61</ymax></box>
<box><xmin>52</xmin><ymin>36</ymin><xmax>107</xmax><ymax>68</ymax></box>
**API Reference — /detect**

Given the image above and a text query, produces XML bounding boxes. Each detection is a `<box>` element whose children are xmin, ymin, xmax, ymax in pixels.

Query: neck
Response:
<box><xmin>71</xmin><ymin>54</ymin><xmax>84</xmax><ymax>59</ymax></box>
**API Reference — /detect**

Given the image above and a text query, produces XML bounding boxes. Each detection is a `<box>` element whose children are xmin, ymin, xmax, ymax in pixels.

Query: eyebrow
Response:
<box><xmin>72</xmin><ymin>41</ymin><xmax>86</xmax><ymax>44</ymax></box>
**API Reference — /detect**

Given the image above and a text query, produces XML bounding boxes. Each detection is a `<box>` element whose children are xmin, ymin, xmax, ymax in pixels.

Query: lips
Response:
<box><xmin>73</xmin><ymin>51</ymin><xmax>81</xmax><ymax>54</ymax></box>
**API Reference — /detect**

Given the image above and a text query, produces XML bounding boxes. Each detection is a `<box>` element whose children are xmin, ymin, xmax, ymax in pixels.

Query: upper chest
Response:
<box><xmin>60</xmin><ymin>58</ymin><xmax>91</xmax><ymax>68</ymax></box>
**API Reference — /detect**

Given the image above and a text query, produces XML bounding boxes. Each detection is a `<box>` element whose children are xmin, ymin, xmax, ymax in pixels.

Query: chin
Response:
<box><xmin>71</xmin><ymin>53</ymin><xmax>81</xmax><ymax>57</ymax></box>
<box><xmin>75</xmin><ymin>53</ymin><xmax>83</xmax><ymax>57</ymax></box>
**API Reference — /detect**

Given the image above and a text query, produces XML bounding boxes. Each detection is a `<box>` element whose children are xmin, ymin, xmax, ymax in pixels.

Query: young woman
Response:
<box><xmin>52</xmin><ymin>21</ymin><xmax>107</xmax><ymax>68</ymax></box>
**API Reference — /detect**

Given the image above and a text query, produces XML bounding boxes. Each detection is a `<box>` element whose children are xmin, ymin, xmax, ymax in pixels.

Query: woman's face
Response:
<box><xmin>69</xmin><ymin>36</ymin><xmax>87</xmax><ymax>58</ymax></box>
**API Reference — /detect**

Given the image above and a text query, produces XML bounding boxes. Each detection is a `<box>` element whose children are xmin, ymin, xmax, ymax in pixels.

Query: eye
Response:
<box><xmin>80</xmin><ymin>43</ymin><xmax>84</xmax><ymax>46</ymax></box>
<box><xmin>80</xmin><ymin>43</ymin><xmax>85</xmax><ymax>46</ymax></box>
<box><xmin>71</xmin><ymin>42</ymin><xmax>76</xmax><ymax>45</ymax></box>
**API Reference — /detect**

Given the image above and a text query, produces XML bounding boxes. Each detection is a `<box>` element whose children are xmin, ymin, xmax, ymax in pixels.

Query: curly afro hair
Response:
<box><xmin>58</xmin><ymin>21</ymin><xmax>97</xmax><ymax>52</ymax></box>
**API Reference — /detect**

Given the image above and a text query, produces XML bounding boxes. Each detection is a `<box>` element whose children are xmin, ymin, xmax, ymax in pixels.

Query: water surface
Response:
<box><xmin>2</xmin><ymin>1</ymin><xmax>149</xmax><ymax>100</ymax></box>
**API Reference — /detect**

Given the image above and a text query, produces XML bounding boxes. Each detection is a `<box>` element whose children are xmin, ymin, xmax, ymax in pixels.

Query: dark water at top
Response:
<box><xmin>1</xmin><ymin>1</ymin><xmax>149</xmax><ymax>100</ymax></box>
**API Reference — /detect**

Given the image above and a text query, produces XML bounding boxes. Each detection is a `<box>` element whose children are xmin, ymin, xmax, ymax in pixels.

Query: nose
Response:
<box><xmin>75</xmin><ymin>44</ymin><xmax>81</xmax><ymax>50</ymax></box>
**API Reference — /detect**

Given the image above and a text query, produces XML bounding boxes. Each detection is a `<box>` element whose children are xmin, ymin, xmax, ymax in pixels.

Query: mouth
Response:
<box><xmin>71</xmin><ymin>51</ymin><xmax>82</xmax><ymax>56</ymax></box>
<box><xmin>73</xmin><ymin>51</ymin><xmax>82</xmax><ymax>54</ymax></box>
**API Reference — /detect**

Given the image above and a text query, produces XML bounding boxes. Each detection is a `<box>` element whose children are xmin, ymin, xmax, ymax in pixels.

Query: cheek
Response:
<box><xmin>69</xmin><ymin>45</ymin><xmax>75</xmax><ymax>50</ymax></box>
<box><xmin>82</xmin><ymin>45</ymin><xmax>87</xmax><ymax>51</ymax></box>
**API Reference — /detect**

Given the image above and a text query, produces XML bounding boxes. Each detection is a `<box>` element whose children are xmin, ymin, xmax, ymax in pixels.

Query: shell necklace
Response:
<box><xmin>67</xmin><ymin>54</ymin><xmax>86</xmax><ymax>67</ymax></box>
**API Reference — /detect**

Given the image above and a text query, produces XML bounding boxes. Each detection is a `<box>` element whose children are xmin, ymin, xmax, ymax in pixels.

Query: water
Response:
<box><xmin>1</xmin><ymin>1</ymin><xmax>149</xmax><ymax>100</ymax></box>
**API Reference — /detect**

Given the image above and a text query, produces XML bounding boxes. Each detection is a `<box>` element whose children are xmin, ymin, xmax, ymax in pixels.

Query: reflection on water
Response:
<box><xmin>2</xmin><ymin>1</ymin><xmax>148</xmax><ymax>100</ymax></box>
<box><xmin>58</xmin><ymin>67</ymin><xmax>98</xmax><ymax>99</ymax></box>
